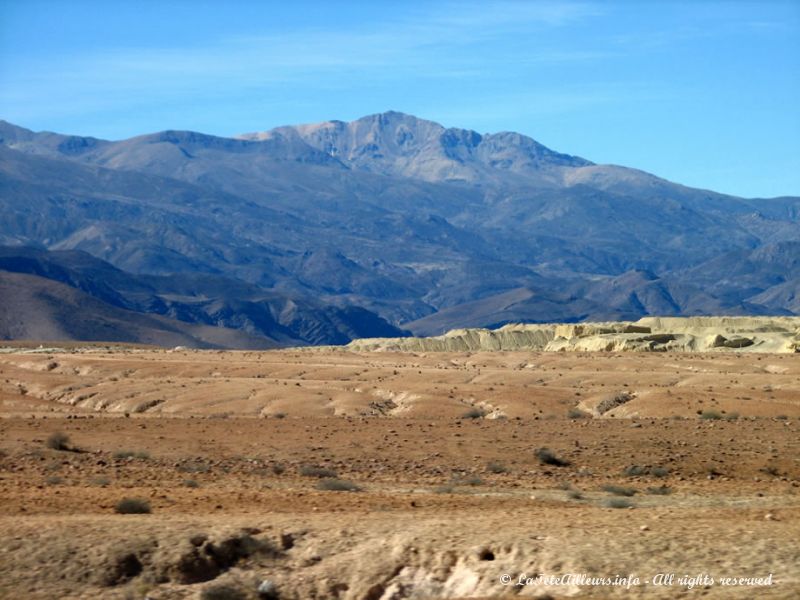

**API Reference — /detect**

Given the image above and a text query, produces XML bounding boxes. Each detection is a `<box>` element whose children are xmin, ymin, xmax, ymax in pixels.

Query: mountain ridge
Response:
<box><xmin>1</xmin><ymin>112</ymin><xmax>798</xmax><ymax>345</ymax></box>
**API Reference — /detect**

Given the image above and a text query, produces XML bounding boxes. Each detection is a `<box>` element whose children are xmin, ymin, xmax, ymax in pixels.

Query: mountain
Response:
<box><xmin>0</xmin><ymin>247</ymin><xmax>407</xmax><ymax>347</ymax></box>
<box><xmin>0</xmin><ymin>112</ymin><xmax>798</xmax><ymax>343</ymax></box>
<box><xmin>0</xmin><ymin>271</ymin><xmax>276</xmax><ymax>348</ymax></box>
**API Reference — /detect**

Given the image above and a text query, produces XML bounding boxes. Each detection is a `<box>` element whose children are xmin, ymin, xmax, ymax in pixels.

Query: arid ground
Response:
<box><xmin>1</xmin><ymin>345</ymin><xmax>798</xmax><ymax>599</ymax></box>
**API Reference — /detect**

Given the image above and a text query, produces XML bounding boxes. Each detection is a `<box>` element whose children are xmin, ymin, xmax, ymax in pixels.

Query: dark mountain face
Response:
<box><xmin>0</xmin><ymin>112</ymin><xmax>797</xmax><ymax>343</ymax></box>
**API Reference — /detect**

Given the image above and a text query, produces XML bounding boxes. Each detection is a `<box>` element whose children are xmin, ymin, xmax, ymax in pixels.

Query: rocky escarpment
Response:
<box><xmin>345</xmin><ymin>317</ymin><xmax>800</xmax><ymax>353</ymax></box>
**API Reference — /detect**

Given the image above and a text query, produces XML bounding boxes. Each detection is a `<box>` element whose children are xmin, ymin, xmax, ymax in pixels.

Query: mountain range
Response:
<box><xmin>0</xmin><ymin>111</ymin><xmax>798</xmax><ymax>346</ymax></box>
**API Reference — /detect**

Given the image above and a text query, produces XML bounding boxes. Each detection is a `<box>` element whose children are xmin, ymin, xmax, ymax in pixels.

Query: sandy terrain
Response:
<box><xmin>1</xmin><ymin>345</ymin><xmax>799</xmax><ymax>599</ymax></box>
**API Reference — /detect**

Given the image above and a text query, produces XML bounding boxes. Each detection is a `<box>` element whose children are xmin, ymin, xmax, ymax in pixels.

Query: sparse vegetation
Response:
<box><xmin>299</xmin><ymin>465</ymin><xmax>337</xmax><ymax>478</ymax></box>
<box><xmin>601</xmin><ymin>484</ymin><xmax>637</xmax><ymax>497</ymax></box>
<box><xmin>567</xmin><ymin>489</ymin><xmax>583</xmax><ymax>500</ymax></box>
<box><xmin>45</xmin><ymin>431</ymin><xmax>71</xmax><ymax>451</ymax></box>
<box><xmin>90</xmin><ymin>476</ymin><xmax>111</xmax><ymax>487</ymax></box>
<box><xmin>458</xmin><ymin>476</ymin><xmax>484</xmax><ymax>486</ymax></box>
<box><xmin>433</xmin><ymin>485</ymin><xmax>454</xmax><ymax>494</ymax></box>
<box><xmin>486</xmin><ymin>461</ymin><xmax>507</xmax><ymax>474</ymax></box>
<box><xmin>316</xmin><ymin>478</ymin><xmax>361</xmax><ymax>492</ymax></box>
<box><xmin>699</xmin><ymin>410</ymin><xmax>723</xmax><ymax>420</ymax></box>
<box><xmin>183</xmin><ymin>479</ymin><xmax>200</xmax><ymax>488</ymax></box>
<box><xmin>177</xmin><ymin>461</ymin><xmax>211</xmax><ymax>474</ymax></box>
<box><xmin>623</xmin><ymin>465</ymin><xmax>648</xmax><ymax>477</ymax></box>
<box><xmin>605</xmin><ymin>498</ymin><xmax>633</xmax><ymax>509</ymax></box>
<box><xmin>646</xmin><ymin>485</ymin><xmax>673</xmax><ymax>495</ymax></box>
<box><xmin>567</xmin><ymin>408</ymin><xmax>590</xmax><ymax>419</ymax></box>
<box><xmin>200</xmin><ymin>583</ymin><xmax>247</xmax><ymax>600</ymax></box>
<box><xmin>535</xmin><ymin>447</ymin><xmax>571</xmax><ymax>467</ymax></box>
<box><xmin>115</xmin><ymin>498</ymin><xmax>151</xmax><ymax>514</ymax></box>
<box><xmin>461</xmin><ymin>408</ymin><xmax>485</xmax><ymax>419</ymax></box>
<box><xmin>623</xmin><ymin>465</ymin><xmax>668</xmax><ymax>477</ymax></box>
<box><xmin>45</xmin><ymin>475</ymin><xmax>64</xmax><ymax>485</ymax></box>
<box><xmin>271</xmin><ymin>463</ymin><xmax>286</xmax><ymax>475</ymax></box>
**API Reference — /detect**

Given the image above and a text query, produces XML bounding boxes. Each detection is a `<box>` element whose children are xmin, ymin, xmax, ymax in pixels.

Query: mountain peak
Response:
<box><xmin>240</xmin><ymin>111</ymin><xmax>590</xmax><ymax>183</ymax></box>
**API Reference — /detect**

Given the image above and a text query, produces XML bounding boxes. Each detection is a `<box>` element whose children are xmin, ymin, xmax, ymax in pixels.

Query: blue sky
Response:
<box><xmin>1</xmin><ymin>0</ymin><xmax>798</xmax><ymax>197</ymax></box>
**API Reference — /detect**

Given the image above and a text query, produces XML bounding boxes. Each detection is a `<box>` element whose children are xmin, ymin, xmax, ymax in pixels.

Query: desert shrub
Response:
<box><xmin>461</xmin><ymin>408</ymin><xmax>485</xmax><ymax>419</ymax></box>
<box><xmin>271</xmin><ymin>412</ymin><xmax>287</xmax><ymax>419</ymax></box>
<box><xmin>45</xmin><ymin>431</ymin><xmax>70</xmax><ymax>451</ymax></box>
<box><xmin>486</xmin><ymin>461</ymin><xmax>507</xmax><ymax>474</ymax></box>
<box><xmin>115</xmin><ymin>498</ymin><xmax>151</xmax><ymax>514</ymax></box>
<box><xmin>699</xmin><ymin>411</ymin><xmax>723</xmax><ymax>420</ymax></box>
<box><xmin>605</xmin><ymin>498</ymin><xmax>633</xmax><ymax>509</ymax></box>
<box><xmin>535</xmin><ymin>447</ymin><xmax>570</xmax><ymax>467</ymax></box>
<box><xmin>458</xmin><ymin>476</ymin><xmax>484</xmax><ymax>486</ymax></box>
<box><xmin>316</xmin><ymin>478</ymin><xmax>361</xmax><ymax>492</ymax></box>
<box><xmin>183</xmin><ymin>479</ymin><xmax>200</xmax><ymax>488</ymax></box>
<box><xmin>623</xmin><ymin>465</ymin><xmax>648</xmax><ymax>477</ymax></box>
<box><xmin>433</xmin><ymin>485</ymin><xmax>454</xmax><ymax>494</ymax></box>
<box><xmin>271</xmin><ymin>463</ymin><xmax>286</xmax><ymax>475</ymax></box>
<box><xmin>567</xmin><ymin>408</ymin><xmax>590</xmax><ymax>419</ymax></box>
<box><xmin>177</xmin><ymin>461</ymin><xmax>211</xmax><ymax>474</ymax></box>
<box><xmin>299</xmin><ymin>465</ymin><xmax>337</xmax><ymax>478</ymax></box>
<box><xmin>775</xmin><ymin>415</ymin><xmax>788</xmax><ymax>420</ymax></box>
<box><xmin>725</xmin><ymin>412</ymin><xmax>740</xmax><ymax>421</ymax></box>
<box><xmin>200</xmin><ymin>584</ymin><xmax>247</xmax><ymax>600</ymax></box>
<box><xmin>601</xmin><ymin>485</ymin><xmax>637</xmax><ymax>497</ymax></box>
<box><xmin>567</xmin><ymin>490</ymin><xmax>583</xmax><ymax>500</ymax></box>
<box><xmin>45</xmin><ymin>475</ymin><xmax>64</xmax><ymax>485</ymax></box>
<box><xmin>760</xmin><ymin>466</ymin><xmax>780</xmax><ymax>477</ymax></box>
<box><xmin>90</xmin><ymin>476</ymin><xmax>111</xmax><ymax>487</ymax></box>
<box><xmin>650</xmin><ymin>466</ymin><xmax>669</xmax><ymax>478</ymax></box>
<box><xmin>646</xmin><ymin>485</ymin><xmax>673</xmax><ymax>495</ymax></box>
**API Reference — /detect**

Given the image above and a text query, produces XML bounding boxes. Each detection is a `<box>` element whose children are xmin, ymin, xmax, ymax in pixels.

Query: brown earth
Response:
<box><xmin>0</xmin><ymin>346</ymin><xmax>798</xmax><ymax>599</ymax></box>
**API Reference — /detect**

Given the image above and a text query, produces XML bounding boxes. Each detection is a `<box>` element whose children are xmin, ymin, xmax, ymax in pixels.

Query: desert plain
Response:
<box><xmin>0</xmin><ymin>341</ymin><xmax>799</xmax><ymax>599</ymax></box>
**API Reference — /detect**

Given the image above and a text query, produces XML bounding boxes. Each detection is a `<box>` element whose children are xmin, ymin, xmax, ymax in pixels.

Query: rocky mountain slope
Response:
<box><xmin>1</xmin><ymin>112</ymin><xmax>798</xmax><ymax>344</ymax></box>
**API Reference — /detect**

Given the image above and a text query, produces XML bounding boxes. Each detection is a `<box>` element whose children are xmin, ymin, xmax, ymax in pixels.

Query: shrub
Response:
<box><xmin>45</xmin><ymin>475</ymin><xmax>64</xmax><ymax>485</ymax></box>
<box><xmin>200</xmin><ymin>584</ymin><xmax>247</xmax><ymax>600</ymax></box>
<box><xmin>433</xmin><ymin>485</ymin><xmax>454</xmax><ymax>494</ymax></box>
<box><xmin>299</xmin><ymin>465</ymin><xmax>337</xmax><ymax>478</ymax></box>
<box><xmin>316</xmin><ymin>478</ymin><xmax>361</xmax><ymax>492</ymax></box>
<box><xmin>567</xmin><ymin>490</ymin><xmax>583</xmax><ymax>500</ymax></box>
<box><xmin>115</xmin><ymin>498</ymin><xmax>151</xmax><ymax>514</ymax></box>
<box><xmin>90</xmin><ymin>476</ymin><xmax>111</xmax><ymax>487</ymax></box>
<box><xmin>623</xmin><ymin>465</ymin><xmax>648</xmax><ymax>477</ymax></box>
<box><xmin>177</xmin><ymin>461</ymin><xmax>210</xmax><ymax>474</ymax></box>
<box><xmin>650</xmin><ymin>466</ymin><xmax>669</xmax><ymax>478</ymax></box>
<box><xmin>459</xmin><ymin>476</ymin><xmax>484</xmax><ymax>486</ymax></box>
<box><xmin>535</xmin><ymin>447</ymin><xmax>571</xmax><ymax>467</ymax></box>
<box><xmin>646</xmin><ymin>485</ymin><xmax>672</xmax><ymax>495</ymax></box>
<box><xmin>725</xmin><ymin>413</ymin><xmax>740</xmax><ymax>421</ymax></box>
<box><xmin>605</xmin><ymin>498</ymin><xmax>633</xmax><ymax>509</ymax></box>
<box><xmin>567</xmin><ymin>408</ymin><xmax>589</xmax><ymax>419</ymax></box>
<box><xmin>183</xmin><ymin>479</ymin><xmax>199</xmax><ymax>488</ymax></box>
<box><xmin>461</xmin><ymin>408</ymin><xmax>485</xmax><ymax>419</ymax></box>
<box><xmin>271</xmin><ymin>463</ymin><xmax>286</xmax><ymax>475</ymax></box>
<box><xmin>46</xmin><ymin>431</ymin><xmax>70</xmax><ymax>451</ymax></box>
<box><xmin>699</xmin><ymin>411</ymin><xmax>723</xmax><ymax>420</ymax></box>
<box><xmin>601</xmin><ymin>485</ymin><xmax>637</xmax><ymax>497</ymax></box>
<box><xmin>486</xmin><ymin>461</ymin><xmax>507</xmax><ymax>474</ymax></box>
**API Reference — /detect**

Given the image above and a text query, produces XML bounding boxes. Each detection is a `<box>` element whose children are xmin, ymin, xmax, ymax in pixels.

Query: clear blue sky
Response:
<box><xmin>1</xmin><ymin>0</ymin><xmax>798</xmax><ymax>198</ymax></box>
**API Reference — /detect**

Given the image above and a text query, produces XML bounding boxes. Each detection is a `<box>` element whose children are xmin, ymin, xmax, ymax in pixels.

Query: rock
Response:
<box><xmin>258</xmin><ymin>579</ymin><xmax>279</xmax><ymax>599</ymax></box>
